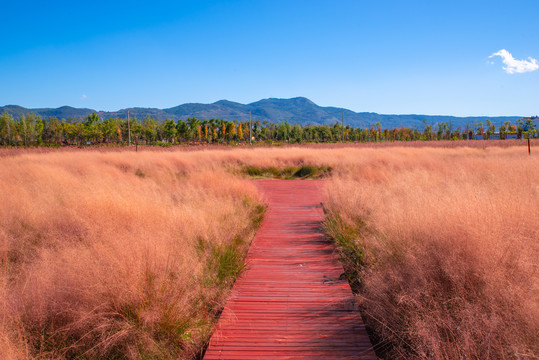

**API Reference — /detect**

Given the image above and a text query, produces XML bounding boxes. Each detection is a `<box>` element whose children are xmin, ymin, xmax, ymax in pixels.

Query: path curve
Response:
<box><xmin>204</xmin><ymin>180</ymin><xmax>376</xmax><ymax>359</ymax></box>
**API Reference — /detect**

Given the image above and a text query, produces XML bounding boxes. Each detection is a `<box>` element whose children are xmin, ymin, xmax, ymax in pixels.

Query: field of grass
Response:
<box><xmin>1</xmin><ymin>142</ymin><xmax>537</xmax><ymax>359</ymax></box>
<box><xmin>323</xmin><ymin>146</ymin><xmax>538</xmax><ymax>359</ymax></box>
<box><xmin>0</xmin><ymin>151</ymin><xmax>264</xmax><ymax>359</ymax></box>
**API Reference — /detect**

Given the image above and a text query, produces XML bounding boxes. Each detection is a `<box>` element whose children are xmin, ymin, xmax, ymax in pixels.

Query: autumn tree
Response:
<box><xmin>203</xmin><ymin>124</ymin><xmax>209</xmax><ymax>142</ymax></box>
<box><xmin>221</xmin><ymin>121</ymin><xmax>226</xmax><ymax>140</ymax></box>
<box><xmin>237</xmin><ymin>121</ymin><xmax>243</xmax><ymax>141</ymax></box>
<box><xmin>227</xmin><ymin>122</ymin><xmax>236</xmax><ymax>141</ymax></box>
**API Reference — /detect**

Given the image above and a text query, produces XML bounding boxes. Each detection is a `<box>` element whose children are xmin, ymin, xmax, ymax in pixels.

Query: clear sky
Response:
<box><xmin>1</xmin><ymin>0</ymin><xmax>538</xmax><ymax>116</ymax></box>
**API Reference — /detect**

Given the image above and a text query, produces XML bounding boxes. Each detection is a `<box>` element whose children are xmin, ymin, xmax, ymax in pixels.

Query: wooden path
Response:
<box><xmin>204</xmin><ymin>180</ymin><xmax>376</xmax><ymax>359</ymax></box>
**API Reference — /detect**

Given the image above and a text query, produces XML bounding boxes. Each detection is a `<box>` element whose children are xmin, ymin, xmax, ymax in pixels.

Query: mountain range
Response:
<box><xmin>1</xmin><ymin>97</ymin><xmax>527</xmax><ymax>129</ymax></box>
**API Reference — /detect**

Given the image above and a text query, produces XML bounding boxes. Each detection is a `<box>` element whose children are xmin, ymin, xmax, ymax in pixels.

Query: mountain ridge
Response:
<box><xmin>0</xmin><ymin>97</ymin><xmax>526</xmax><ymax>129</ymax></box>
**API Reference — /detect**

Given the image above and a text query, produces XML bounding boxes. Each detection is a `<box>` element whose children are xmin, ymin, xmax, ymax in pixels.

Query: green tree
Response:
<box><xmin>187</xmin><ymin>117</ymin><xmax>200</xmax><ymax>141</ymax></box>
<box><xmin>0</xmin><ymin>113</ymin><xmax>16</xmax><ymax>145</ymax></box>
<box><xmin>35</xmin><ymin>117</ymin><xmax>44</xmax><ymax>144</ymax></box>
<box><xmin>83</xmin><ymin>113</ymin><xmax>103</xmax><ymax>143</ymax></box>
<box><xmin>142</xmin><ymin>116</ymin><xmax>157</xmax><ymax>144</ymax></box>
<box><xmin>85</xmin><ymin>112</ymin><xmax>99</xmax><ymax>127</ymax></box>
<box><xmin>17</xmin><ymin>113</ymin><xmax>37</xmax><ymax>146</ymax></box>
<box><xmin>485</xmin><ymin>119</ymin><xmax>496</xmax><ymax>138</ymax></box>
<box><xmin>130</xmin><ymin>119</ymin><xmax>142</xmax><ymax>144</ymax></box>
<box><xmin>41</xmin><ymin>117</ymin><xmax>63</xmax><ymax>145</ymax></box>
<box><xmin>65</xmin><ymin>121</ymin><xmax>85</xmax><ymax>145</ymax></box>
<box><xmin>518</xmin><ymin>117</ymin><xmax>536</xmax><ymax>132</ymax></box>
<box><xmin>252</xmin><ymin>120</ymin><xmax>262</xmax><ymax>140</ymax></box>
<box><xmin>320</xmin><ymin>126</ymin><xmax>332</xmax><ymax>142</ymax></box>
<box><xmin>476</xmin><ymin>121</ymin><xmax>484</xmax><ymax>135</ymax></box>
<box><xmin>101</xmin><ymin>118</ymin><xmax>120</xmax><ymax>143</ymax></box>
<box><xmin>163</xmin><ymin>119</ymin><xmax>177</xmax><ymax>143</ymax></box>
<box><xmin>276</xmin><ymin>122</ymin><xmax>291</xmax><ymax>141</ymax></box>
<box><xmin>422</xmin><ymin>120</ymin><xmax>433</xmax><ymax>140</ymax></box>
<box><xmin>436</xmin><ymin>122</ymin><xmax>449</xmax><ymax>140</ymax></box>
<box><xmin>176</xmin><ymin>120</ymin><xmax>189</xmax><ymax>142</ymax></box>
<box><xmin>290</xmin><ymin>123</ymin><xmax>303</xmax><ymax>143</ymax></box>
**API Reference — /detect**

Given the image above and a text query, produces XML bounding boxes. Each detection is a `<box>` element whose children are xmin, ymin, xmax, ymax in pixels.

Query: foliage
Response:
<box><xmin>4</xmin><ymin>111</ymin><xmax>537</xmax><ymax>147</ymax></box>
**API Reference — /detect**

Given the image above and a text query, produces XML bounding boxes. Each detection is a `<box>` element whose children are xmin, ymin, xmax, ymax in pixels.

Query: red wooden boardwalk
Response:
<box><xmin>203</xmin><ymin>180</ymin><xmax>376</xmax><ymax>359</ymax></box>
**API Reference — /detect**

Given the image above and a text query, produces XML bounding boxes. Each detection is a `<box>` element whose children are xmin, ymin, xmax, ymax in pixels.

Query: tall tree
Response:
<box><xmin>227</xmin><ymin>122</ymin><xmax>236</xmax><ymax>141</ymax></box>
<box><xmin>142</xmin><ymin>116</ymin><xmax>157</xmax><ymax>144</ymax></box>
<box><xmin>517</xmin><ymin>117</ymin><xmax>536</xmax><ymax>132</ymax></box>
<box><xmin>163</xmin><ymin>119</ymin><xmax>177</xmax><ymax>143</ymax></box>
<box><xmin>237</xmin><ymin>122</ymin><xmax>243</xmax><ymax>141</ymax></box>
<box><xmin>187</xmin><ymin>117</ymin><xmax>200</xmax><ymax>141</ymax></box>
<box><xmin>35</xmin><ymin>117</ymin><xmax>44</xmax><ymax>144</ymax></box>
<box><xmin>176</xmin><ymin>120</ymin><xmax>189</xmax><ymax>142</ymax></box>
<box><xmin>221</xmin><ymin>121</ymin><xmax>226</xmax><ymax>140</ymax></box>
<box><xmin>0</xmin><ymin>113</ymin><xmax>15</xmax><ymax>145</ymax></box>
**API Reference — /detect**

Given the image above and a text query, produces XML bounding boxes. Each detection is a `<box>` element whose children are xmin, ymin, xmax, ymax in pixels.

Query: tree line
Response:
<box><xmin>0</xmin><ymin>112</ymin><xmax>537</xmax><ymax>146</ymax></box>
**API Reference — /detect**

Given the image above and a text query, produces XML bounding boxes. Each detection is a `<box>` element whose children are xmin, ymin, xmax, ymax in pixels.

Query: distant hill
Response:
<box><xmin>1</xmin><ymin>105</ymin><xmax>96</xmax><ymax>119</ymax></box>
<box><xmin>1</xmin><ymin>97</ymin><xmax>526</xmax><ymax>129</ymax></box>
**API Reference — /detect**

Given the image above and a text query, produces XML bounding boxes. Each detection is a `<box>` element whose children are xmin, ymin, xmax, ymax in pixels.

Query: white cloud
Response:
<box><xmin>81</xmin><ymin>94</ymin><xmax>88</xmax><ymax>100</ymax></box>
<box><xmin>489</xmin><ymin>49</ymin><xmax>539</xmax><ymax>74</ymax></box>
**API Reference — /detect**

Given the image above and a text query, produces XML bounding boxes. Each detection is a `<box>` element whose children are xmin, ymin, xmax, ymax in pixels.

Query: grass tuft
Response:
<box><xmin>243</xmin><ymin>165</ymin><xmax>331</xmax><ymax>179</ymax></box>
<box><xmin>135</xmin><ymin>168</ymin><xmax>146</xmax><ymax>178</ymax></box>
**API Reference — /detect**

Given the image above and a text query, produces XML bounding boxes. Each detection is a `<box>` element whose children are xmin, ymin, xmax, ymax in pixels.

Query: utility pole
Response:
<box><xmin>127</xmin><ymin>110</ymin><xmax>131</xmax><ymax>146</ymax></box>
<box><xmin>249</xmin><ymin>111</ymin><xmax>252</xmax><ymax>145</ymax></box>
<box><xmin>342</xmin><ymin>110</ymin><xmax>344</xmax><ymax>143</ymax></box>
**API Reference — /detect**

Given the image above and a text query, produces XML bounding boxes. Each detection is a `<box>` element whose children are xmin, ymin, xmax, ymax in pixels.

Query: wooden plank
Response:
<box><xmin>203</xmin><ymin>180</ymin><xmax>376</xmax><ymax>359</ymax></box>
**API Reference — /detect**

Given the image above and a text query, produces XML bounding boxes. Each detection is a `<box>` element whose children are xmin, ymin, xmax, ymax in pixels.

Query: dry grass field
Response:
<box><xmin>0</xmin><ymin>142</ymin><xmax>537</xmax><ymax>359</ymax></box>
<box><xmin>323</xmin><ymin>146</ymin><xmax>539</xmax><ymax>359</ymax></box>
<box><xmin>0</xmin><ymin>151</ymin><xmax>264</xmax><ymax>359</ymax></box>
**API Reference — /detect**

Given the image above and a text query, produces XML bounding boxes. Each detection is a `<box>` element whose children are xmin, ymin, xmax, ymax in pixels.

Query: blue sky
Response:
<box><xmin>1</xmin><ymin>0</ymin><xmax>538</xmax><ymax>116</ymax></box>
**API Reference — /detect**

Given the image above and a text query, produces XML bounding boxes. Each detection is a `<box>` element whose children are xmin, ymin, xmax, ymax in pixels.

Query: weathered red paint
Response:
<box><xmin>204</xmin><ymin>180</ymin><xmax>376</xmax><ymax>359</ymax></box>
